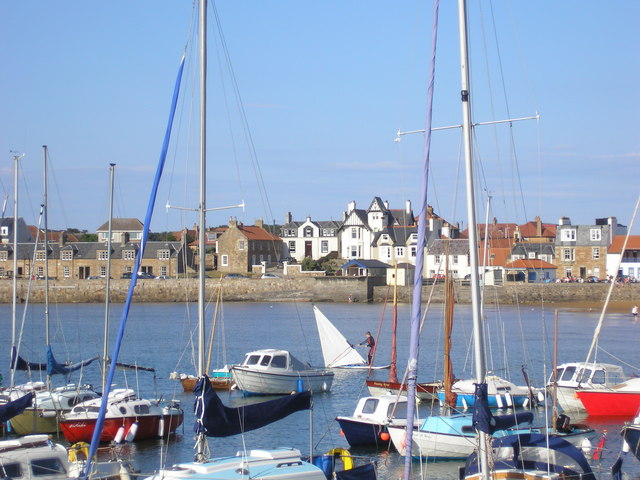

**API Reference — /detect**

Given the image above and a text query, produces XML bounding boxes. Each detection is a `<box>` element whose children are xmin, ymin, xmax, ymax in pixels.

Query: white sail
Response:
<box><xmin>313</xmin><ymin>305</ymin><xmax>367</xmax><ymax>368</ymax></box>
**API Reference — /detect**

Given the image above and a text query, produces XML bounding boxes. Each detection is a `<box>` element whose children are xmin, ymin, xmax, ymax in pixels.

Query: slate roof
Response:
<box><xmin>428</xmin><ymin>238</ymin><xmax>470</xmax><ymax>255</ymax></box>
<box><xmin>96</xmin><ymin>218</ymin><xmax>143</xmax><ymax>231</ymax></box>
<box><xmin>511</xmin><ymin>243</ymin><xmax>556</xmax><ymax>256</ymax></box>
<box><xmin>0</xmin><ymin>241</ymin><xmax>185</xmax><ymax>260</ymax></box>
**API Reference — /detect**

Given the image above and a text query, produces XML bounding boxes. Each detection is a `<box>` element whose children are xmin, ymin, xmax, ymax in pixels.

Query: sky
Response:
<box><xmin>1</xmin><ymin>1</ymin><xmax>639</xmax><ymax>235</ymax></box>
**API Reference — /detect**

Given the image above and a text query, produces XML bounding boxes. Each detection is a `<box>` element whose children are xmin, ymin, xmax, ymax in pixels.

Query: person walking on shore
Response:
<box><xmin>358</xmin><ymin>331</ymin><xmax>376</xmax><ymax>365</ymax></box>
<box><xmin>633</xmin><ymin>304</ymin><xmax>638</xmax><ymax>322</ymax></box>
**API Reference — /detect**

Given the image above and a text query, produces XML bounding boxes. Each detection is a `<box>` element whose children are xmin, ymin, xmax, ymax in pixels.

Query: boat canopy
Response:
<box><xmin>0</xmin><ymin>392</ymin><xmax>33</xmax><ymax>423</ymax></box>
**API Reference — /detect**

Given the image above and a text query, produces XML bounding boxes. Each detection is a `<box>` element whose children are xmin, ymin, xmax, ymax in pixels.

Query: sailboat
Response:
<box><xmin>313</xmin><ymin>305</ymin><xmax>389</xmax><ymax>370</ymax></box>
<box><xmin>8</xmin><ymin>146</ymin><xmax>99</xmax><ymax>436</ymax></box>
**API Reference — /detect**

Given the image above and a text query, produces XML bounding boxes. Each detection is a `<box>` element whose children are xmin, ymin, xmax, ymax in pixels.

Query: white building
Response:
<box><xmin>280</xmin><ymin>213</ymin><xmax>340</xmax><ymax>262</ymax></box>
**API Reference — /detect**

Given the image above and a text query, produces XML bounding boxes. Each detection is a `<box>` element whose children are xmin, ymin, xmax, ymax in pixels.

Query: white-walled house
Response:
<box><xmin>424</xmin><ymin>239</ymin><xmax>471</xmax><ymax>279</ymax></box>
<box><xmin>607</xmin><ymin>235</ymin><xmax>640</xmax><ymax>280</ymax></box>
<box><xmin>280</xmin><ymin>213</ymin><xmax>340</xmax><ymax>262</ymax></box>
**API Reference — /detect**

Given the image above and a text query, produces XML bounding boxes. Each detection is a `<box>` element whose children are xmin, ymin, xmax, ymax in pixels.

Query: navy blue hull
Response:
<box><xmin>623</xmin><ymin>424</ymin><xmax>640</xmax><ymax>461</ymax></box>
<box><xmin>335</xmin><ymin>417</ymin><xmax>391</xmax><ymax>448</ymax></box>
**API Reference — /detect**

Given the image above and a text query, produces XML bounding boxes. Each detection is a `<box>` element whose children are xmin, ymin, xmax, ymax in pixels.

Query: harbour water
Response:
<box><xmin>2</xmin><ymin>300</ymin><xmax>640</xmax><ymax>479</ymax></box>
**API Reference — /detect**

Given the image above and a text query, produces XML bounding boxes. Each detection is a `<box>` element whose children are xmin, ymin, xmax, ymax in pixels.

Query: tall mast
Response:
<box><xmin>102</xmin><ymin>163</ymin><xmax>116</xmax><ymax>392</ymax></box>
<box><xmin>42</xmin><ymin>146</ymin><xmax>51</xmax><ymax>390</ymax></box>
<box><xmin>457</xmin><ymin>0</ymin><xmax>489</xmax><ymax>477</ymax></box>
<box><xmin>9</xmin><ymin>153</ymin><xmax>22</xmax><ymax>387</ymax></box>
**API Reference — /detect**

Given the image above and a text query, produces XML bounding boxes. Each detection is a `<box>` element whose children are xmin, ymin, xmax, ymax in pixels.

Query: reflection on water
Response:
<box><xmin>2</xmin><ymin>301</ymin><xmax>640</xmax><ymax>479</ymax></box>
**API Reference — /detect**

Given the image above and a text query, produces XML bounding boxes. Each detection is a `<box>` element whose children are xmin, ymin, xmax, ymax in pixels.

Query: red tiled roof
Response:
<box><xmin>608</xmin><ymin>235</ymin><xmax>640</xmax><ymax>253</ymax></box>
<box><xmin>518</xmin><ymin>221</ymin><xmax>556</xmax><ymax>238</ymax></box>
<box><xmin>238</xmin><ymin>225</ymin><xmax>281</xmax><ymax>241</ymax></box>
<box><xmin>504</xmin><ymin>259</ymin><xmax>557</xmax><ymax>269</ymax></box>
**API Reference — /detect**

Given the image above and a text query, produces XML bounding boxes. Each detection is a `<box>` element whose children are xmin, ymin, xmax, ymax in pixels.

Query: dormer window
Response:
<box><xmin>61</xmin><ymin>250</ymin><xmax>73</xmax><ymax>261</ymax></box>
<box><xmin>36</xmin><ymin>250</ymin><xmax>47</xmax><ymax>261</ymax></box>
<box><xmin>123</xmin><ymin>250</ymin><xmax>136</xmax><ymax>261</ymax></box>
<box><xmin>157</xmin><ymin>249</ymin><xmax>170</xmax><ymax>260</ymax></box>
<box><xmin>97</xmin><ymin>250</ymin><xmax>109</xmax><ymax>261</ymax></box>
<box><xmin>0</xmin><ymin>251</ymin><xmax>8</xmax><ymax>261</ymax></box>
<box><xmin>304</xmin><ymin>226</ymin><xmax>313</xmax><ymax>237</ymax></box>
<box><xmin>0</xmin><ymin>226</ymin><xmax>8</xmax><ymax>236</ymax></box>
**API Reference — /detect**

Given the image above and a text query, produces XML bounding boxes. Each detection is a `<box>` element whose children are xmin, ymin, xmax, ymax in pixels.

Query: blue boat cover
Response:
<box><xmin>46</xmin><ymin>346</ymin><xmax>99</xmax><ymax>377</ymax></box>
<box><xmin>0</xmin><ymin>392</ymin><xmax>34</xmax><ymax>423</ymax></box>
<box><xmin>471</xmin><ymin>383</ymin><xmax>533</xmax><ymax>434</ymax></box>
<box><xmin>193</xmin><ymin>374</ymin><xmax>312</xmax><ymax>437</ymax></box>
<box><xmin>11</xmin><ymin>346</ymin><xmax>46</xmax><ymax>372</ymax></box>
<box><xmin>336</xmin><ymin>463</ymin><xmax>376</xmax><ymax>480</ymax></box>
<box><xmin>464</xmin><ymin>433</ymin><xmax>596</xmax><ymax>480</ymax></box>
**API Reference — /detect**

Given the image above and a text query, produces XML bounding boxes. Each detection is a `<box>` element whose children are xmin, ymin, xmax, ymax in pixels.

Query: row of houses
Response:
<box><xmin>0</xmin><ymin>196</ymin><xmax>638</xmax><ymax>282</ymax></box>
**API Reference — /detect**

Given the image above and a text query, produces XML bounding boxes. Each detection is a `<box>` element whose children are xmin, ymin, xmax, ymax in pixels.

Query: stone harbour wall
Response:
<box><xmin>0</xmin><ymin>278</ymin><xmax>638</xmax><ymax>309</ymax></box>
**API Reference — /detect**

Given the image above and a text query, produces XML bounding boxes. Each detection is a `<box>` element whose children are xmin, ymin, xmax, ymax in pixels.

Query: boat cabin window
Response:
<box><xmin>461</xmin><ymin>426</ymin><xmax>475</xmax><ymax>434</ymax></box>
<box><xmin>270</xmin><ymin>355</ymin><xmax>287</xmax><ymax>369</ymax></box>
<box><xmin>119</xmin><ymin>406</ymin><xmax>128</xmax><ymax>414</ymax></box>
<box><xmin>1</xmin><ymin>463</ymin><xmax>21</xmax><ymax>478</ymax></box>
<box><xmin>245</xmin><ymin>355</ymin><xmax>261</xmax><ymax>365</ymax></box>
<box><xmin>362</xmin><ymin>398</ymin><xmax>379</xmax><ymax>414</ymax></box>
<box><xmin>387</xmin><ymin>401</ymin><xmax>408</xmax><ymax>419</ymax></box>
<box><xmin>134</xmin><ymin>404</ymin><xmax>150</xmax><ymax>414</ymax></box>
<box><xmin>88</xmin><ymin>406</ymin><xmax>100</xmax><ymax>413</ymax></box>
<box><xmin>560</xmin><ymin>366</ymin><xmax>576</xmax><ymax>381</ymax></box>
<box><xmin>260</xmin><ymin>355</ymin><xmax>272</xmax><ymax>366</ymax></box>
<box><xmin>31</xmin><ymin>458</ymin><xmax>66</xmax><ymax>476</ymax></box>
<box><xmin>591</xmin><ymin>369</ymin><xmax>606</xmax><ymax>385</ymax></box>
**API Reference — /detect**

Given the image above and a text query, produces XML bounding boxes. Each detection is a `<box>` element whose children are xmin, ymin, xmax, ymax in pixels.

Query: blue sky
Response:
<box><xmin>1</xmin><ymin>1</ymin><xmax>638</xmax><ymax>235</ymax></box>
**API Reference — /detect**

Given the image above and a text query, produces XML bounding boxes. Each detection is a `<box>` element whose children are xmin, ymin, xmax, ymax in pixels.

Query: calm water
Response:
<box><xmin>2</xmin><ymin>300</ymin><xmax>640</xmax><ymax>479</ymax></box>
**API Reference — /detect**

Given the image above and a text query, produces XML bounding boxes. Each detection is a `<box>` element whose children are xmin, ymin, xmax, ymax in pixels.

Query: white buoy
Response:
<box><xmin>495</xmin><ymin>394</ymin><xmax>504</xmax><ymax>408</ymax></box>
<box><xmin>114</xmin><ymin>426</ymin><xmax>126</xmax><ymax>444</ymax></box>
<box><xmin>504</xmin><ymin>392</ymin><xmax>513</xmax><ymax>407</ymax></box>
<box><xmin>461</xmin><ymin>396</ymin><xmax>468</xmax><ymax>410</ymax></box>
<box><xmin>124</xmin><ymin>422</ymin><xmax>138</xmax><ymax>442</ymax></box>
<box><xmin>623</xmin><ymin>440</ymin><xmax>631</xmax><ymax>453</ymax></box>
<box><xmin>537</xmin><ymin>390</ymin><xmax>545</xmax><ymax>403</ymax></box>
<box><xmin>158</xmin><ymin>417</ymin><xmax>165</xmax><ymax>437</ymax></box>
<box><xmin>119</xmin><ymin>462</ymin><xmax>132</xmax><ymax>480</ymax></box>
<box><xmin>523</xmin><ymin>398</ymin><xmax>529</xmax><ymax>408</ymax></box>
<box><xmin>581</xmin><ymin>437</ymin><xmax>592</xmax><ymax>455</ymax></box>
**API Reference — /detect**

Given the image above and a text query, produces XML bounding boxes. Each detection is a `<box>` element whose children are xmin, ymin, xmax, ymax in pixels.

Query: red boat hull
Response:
<box><xmin>60</xmin><ymin>413</ymin><xmax>183</xmax><ymax>443</ymax></box>
<box><xmin>576</xmin><ymin>390</ymin><xmax>640</xmax><ymax>417</ymax></box>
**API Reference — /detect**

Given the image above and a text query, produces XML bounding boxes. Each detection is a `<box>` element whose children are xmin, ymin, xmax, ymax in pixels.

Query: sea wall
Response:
<box><xmin>0</xmin><ymin>278</ymin><xmax>638</xmax><ymax>308</ymax></box>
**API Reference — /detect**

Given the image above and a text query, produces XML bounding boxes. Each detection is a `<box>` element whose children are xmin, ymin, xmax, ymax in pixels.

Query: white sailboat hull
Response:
<box><xmin>231</xmin><ymin>366</ymin><xmax>333</xmax><ymax>395</ymax></box>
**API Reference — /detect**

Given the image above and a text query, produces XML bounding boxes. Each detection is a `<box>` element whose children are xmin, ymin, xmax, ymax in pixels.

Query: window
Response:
<box><xmin>260</xmin><ymin>355</ymin><xmax>271</xmax><ymax>366</ymax></box>
<box><xmin>382</xmin><ymin>234</ymin><xmax>389</xmax><ymax>241</ymax></box>
<box><xmin>36</xmin><ymin>250</ymin><xmax>47</xmax><ymax>261</ymax></box>
<box><xmin>321</xmin><ymin>240</ymin><xmax>328</xmax><ymax>254</ymax></box>
<box><xmin>381</xmin><ymin>246</ymin><xmax>391</xmax><ymax>259</ymax></box>
<box><xmin>1</xmin><ymin>462</ymin><xmax>21</xmax><ymax>478</ymax></box>
<box><xmin>206</xmin><ymin>232</ymin><xmax>216</xmax><ymax>242</ymax></box>
<box><xmin>590</xmin><ymin>229</ymin><xmax>601</xmax><ymax>241</ymax></box>
<box><xmin>410</xmin><ymin>246</ymin><xmax>417</xmax><ymax>257</ymax></box>
<box><xmin>221</xmin><ymin>255</ymin><xmax>228</xmax><ymax>266</ymax></box>
<box><xmin>451</xmin><ymin>255</ymin><xmax>458</xmax><ymax>265</ymax></box>
<box><xmin>61</xmin><ymin>250</ymin><xmax>72</xmax><ymax>261</ymax></box>
<box><xmin>100</xmin><ymin>266</ymin><xmax>106</xmax><ymax>277</ymax></box>
<box><xmin>592</xmin><ymin>247</ymin><xmax>600</xmax><ymax>260</ymax></box>
<box><xmin>0</xmin><ymin>251</ymin><xmax>7</xmax><ymax>261</ymax></box>
<box><xmin>560</xmin><ymin>229</ymin><xmax>576</xmax><ymax>241</ymax></box>
<box><xmin>395</xmin><ymin>247</ymin><xmax>405</xmax><ymax>257</ymax></box>
<box><xmin>563</xmin><ymin>248</ymin><xmax>573</xmax><ymax>261</ymax></box>
<box><xmin>37</xmin><ymin>266</ymin><xmax>44</xmax><ymax>276</ymax></box>
<box><xmin>411</xmin><ymin>233</ymin><xmax>418</xmax><ymax>241</ymax></box>
<box><xmin>157</xmin><ymin>249</ymin><xmax>170</xmax><ymax>260</ymax></box>
<box><xmin>63</xmin><ymin>266</ymin><xmax>70</xmax><ymax>278</ymax></box>
<box><xmin>237</xmin><ymin>240</ymin><xmax>245</xmax><ymax>251</ymax></box>
<box><xmin>362</xmin><ymin>398</ymin><xmax>379</xmax><ymax>414</ymax></box>
<box><xmin>124</xmin><ymin>266</ymin><xmax>132</xmax><ymax>273</ymax></box>
<box><xmin>123</xmin><ymin>250</ymin><xmax>136</xmax><ymax>260</ymax></box>
<box><xmin>434</xmin><ymin>255</ymin><xmax>441</xmax><ymax>264</ymax></box>
<box><xmin>322</xmin><ymin>228</ymin><xmax>335</xmax><ymax>236</ymax></box>
<box><xmin>288</xmin><ymin>241</ymin><xmax>296</xmax><ymax>253</ymax></box>
<box><xmin>350</xmin><ymin>246</ymin><xmax>358</xmax><ymax>258</ymax></box>
<box><xmin>97</xmin><ymin>250</ymin><xmax>109</xmax><ymax>261</ymax></box>
<box><xmin>528</xmin><ymin>252</ymin><xmax>536</xmax><ymax>259</ymax></box>
<box><xmin>0</xmin><ymin>226</ymin><xmax>8</xmax><ymax>236</ymax></box>
<box><xmin>160</xmin><ymin>266</ymin><xmax>167</xmax><ymax>276</ymax></box>
<box><xmin>270</xmin><ymin>355</ymin><xmax>287</xmax><ymax>368</ymax></box>
<box><xmin>31</xmin><ymin>458</ymin><xmax>65</xmax><ymax>477</ymax></box>
<box><xmin>351</xmin><ymin>227</ymin><xmax>359</xmax><ymax>239</ymax></box>
<box><xmin>304</xmin><ymin>226</ymin><xmax>313</xmax><ymax>237</ymax></box>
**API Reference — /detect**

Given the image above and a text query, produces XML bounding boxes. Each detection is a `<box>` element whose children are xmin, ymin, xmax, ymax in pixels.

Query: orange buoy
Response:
<box><xmin>380</xmin><ymin>432</ymin><xmax>390</xmax><ymax>441</ymax></box>
<box><xmin>339</xmin><ymin>429</ymin><xmax>345</xmax><ymax>436</ymax></box>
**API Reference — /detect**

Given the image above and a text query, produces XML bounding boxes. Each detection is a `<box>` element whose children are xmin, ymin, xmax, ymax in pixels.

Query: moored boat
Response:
<box><xmin>576</xmin><ymin>377</ymin><xmax>640</xmax><ymax>417</ymax></box>
<box><xmin>436</xmin><ymin>375</ymin><xmax>539</xmax><ymax>409</ymax></box>
<box><xmin>59</xmin><ymin>388</ymin><xmax>183</xmax><ymax>443</ymax></box>
<box><xmin>230</xmin><ymin>349</ymin><xmax>334</xmax><ymax>395</ymax></box>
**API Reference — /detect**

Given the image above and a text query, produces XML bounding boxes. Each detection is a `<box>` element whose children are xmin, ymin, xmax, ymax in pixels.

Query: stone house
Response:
<box><xmin>96</xmin><ymin>218</ymin><xmax>144</xmax><ymax>243</ymax></box>
<box><xmin>555</xmin><ymin>216</ymin><xmax>626</xmax><ymax>280</ymax></box>
<box><xmin>216</xmin><ymin>218</ymin><xmax>282</xmax><ymax>273</ymax></box>
<box><xmin>0</xmin><ymin>234</ymin><xmax>193</xmax><ymax>279</ymax></box>
<box><xmin>280</xmin><ymin>213</ymin><xmax>341</xmax><ymax>262</ymax></box>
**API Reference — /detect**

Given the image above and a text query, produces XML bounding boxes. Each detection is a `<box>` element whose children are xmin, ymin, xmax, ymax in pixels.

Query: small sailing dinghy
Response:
<box><xmin>313</xmin><ymin>305</ymin><xmax>389</xmax><ymax>370</ymax></box>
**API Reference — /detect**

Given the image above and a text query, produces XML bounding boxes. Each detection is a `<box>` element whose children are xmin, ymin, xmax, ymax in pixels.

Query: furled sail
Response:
<box><xmin>193</xmin><ymin>374</ymin><xmax>311</xmax><ymax>437</ymax></box>
<box><xmin>0</xmin><ymin>392</ymin><xmax>34</xmax><ymax>423</ymax></box>
<box><xmin>46</xmin><ymin>346</ymin><xmax>98</xmax><ymax>376</ymax></box>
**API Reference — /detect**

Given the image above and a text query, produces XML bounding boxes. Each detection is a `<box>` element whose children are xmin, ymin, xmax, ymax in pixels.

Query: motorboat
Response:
<box><xmin>576</xmin><ymin>377</ymin><xmax>640</xmax><ymax>417</ymax></box>
<box><xmin>546</xmin><ymin>361</ymin><xmax>626</xmax><ymax>412</ymax></box>
<box><xmin>59</xmin><ymin>388</ymin><xmax>183</xmax><ymax>443</ymax></box>
<box><xmin>335</xmin><ymin>395</ymin><xmax>409</xmax><ymax>448</ymax></box>
<box><xmin>230</xmin><ymin>349</ymin><xmax>334</xmax><ymax>395</ymax></box>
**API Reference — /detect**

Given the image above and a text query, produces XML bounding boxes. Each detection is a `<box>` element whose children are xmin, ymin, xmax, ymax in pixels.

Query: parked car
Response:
<box><xmin>261</xmin><ymin>273</ymin><xmax>280</xmax><ymax>279</ymax></box>
<box><xmin>137</xmin><ymin>272</ymin><xmax>156</xmax><ymax>279</ymax></box>
<box><xmin>121</xmin><ymin>272</ymin><xmax>132</xmax><ymax>279</ymax></box>
<box><xmin>225</xmin><ymin>273</ymin><xmax>248</xmax><ymax>279</ymax></box>
<box><xmin>586</xmin><ymin>276</ymin><xmax>599</xmax><ymax>283</ymax></box>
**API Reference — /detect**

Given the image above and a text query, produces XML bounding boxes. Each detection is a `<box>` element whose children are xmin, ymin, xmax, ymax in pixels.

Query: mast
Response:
<box><xmin>9</xmin><ymin>153</ymin><xmax>22</xmax><ymax>387</ymax></box>
<box><xmin>388</xmin><ymin>263</ymin><xmax>398</xmax><ymax>383</ymax></box>
<box><xmin>457</xmin><ymin>0</ymin><xmax>489</xmax><ymax>478</ymax></box>
<box><xmin>102</xmin><ymin>163</ymin><xmax>116</xmax><ymax>392</ymax></box>
<box><xmin>42</xmin><ymin>146</ymin><xmax>51</xmax><ymax>390</ymax></box>
<box><xmin>195</xmin><ymin>0</ymin><xmax>208</xmax><ymax>461</ymax></box>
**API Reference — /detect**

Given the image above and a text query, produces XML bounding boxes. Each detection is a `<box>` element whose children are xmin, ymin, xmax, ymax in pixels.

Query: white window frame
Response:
<box><xmin>0</xmin><ymin>251</ymin><xmax>8</xmax><ymax>261</ymax></box>
<box><xmin>592</xmin><ymin>247</ymin><xmax>600</xmax><ymax>260</ymax></box>
<box><xmin>221</xmin><ymin>255</ymin><xmax>229</xmax><ymax>266</ymax></box>
<box><xmin>157</xmin><ymin>249</ymin><xmax>170</xmax><ymax>260</ymax></box>
<box><xmin>123</xmin><ymin>250</ymin><xmax>136</xmax><ymax>260</ymax></box>
<box><xmin>288</xmin><ymin>241</ymin><xmax>296</xmax><ymax>253</ymax></box>
<box><xmin>238</xmin><ymin>240</ymin><xmax>245</xmax><ymax>251</ymax></box>
<box><xmin>590</xmin><ymin>229</ymin><xmax>601</xmax><ymax>241</ymax></box>
<box><xmin>561</xmin><ymin>229</ymin><xmax>576</xmax><ymax>241</ymax></box>
<box><xmin>63</xmin><ymin>266</ymin><xmax>70</xmax><ymax>278</ymax></box>
<box><xmin>395</xmin><ymin>247</ymin><xmax>405</xmax><ymax>258</ymax></box>
<box><xmin>321</xmin><ymin>240</ymin><xmax>328</xmax><ymax>254</ymax></box>
<box><xmin>97</xmin><ymin>250</ymin><xmax>109</xmax><ymax>261</ymax></box>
